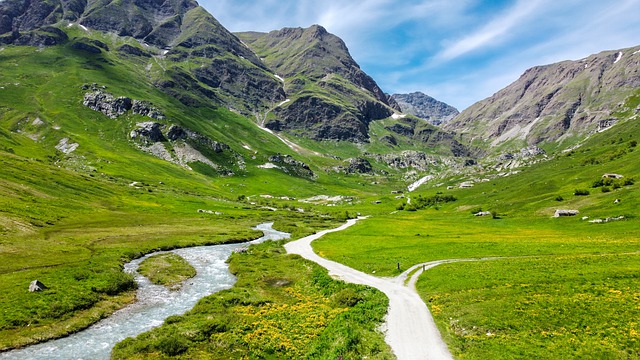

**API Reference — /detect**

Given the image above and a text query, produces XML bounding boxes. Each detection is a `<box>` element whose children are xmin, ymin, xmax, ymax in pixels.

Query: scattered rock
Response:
<box><xmin>55</xmin><ymin>137</ymin><xmax>79</xmax><ymax>154</ymax></box>
<box><xmin>614</xmin><ymin>199</ymin><xmax>621</xmax><ymax>204</ymax></box>
<box><xmin>29</xmin><ymin>280</ymin><xmax>47</xmax><ymax>292</ymax></box>
<box><xmin>603</xmin><ymin>173</ymin><xmax>624</xmax><ymax>179</ymax></box>
<box><xmin>475</xmin><ymin>211</ymin><xmax>492</xmax><ymax>217</ymax></box>
<box><xmin>554</xmin><ymin>209</ymin><xmax>580</xmax><ymax>217</ymax></box>
<box><xmin>589</xmin><ymin>216</ymin><xmax>625</xmax><ymax>224</ymax></box>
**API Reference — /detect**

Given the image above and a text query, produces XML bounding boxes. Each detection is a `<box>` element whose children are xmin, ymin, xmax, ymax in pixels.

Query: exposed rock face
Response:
<box><xmin>446</xmin><ymin>45</ymin><xmax>640</xmax><ymax>150</ymax></box>
<box><xmin>130</xmin><ymin>122</ymin><xmax>166</xmax><ymax>143</ymax></box>
<box><xmin>165</xmin><ymin>125</ymin><xmax>230</xmax><ymax>153</ymax></box>
<box><xmin>266</xmin><ymin>95</ymin><xmax>371</xmax><ymax>142</ymax></box>
<box><xmin>268</xmin><ymin>154</ymin><xmax>316</xmax><ymax>179</ymax></box>
<box><xmin>6</xmin><ymin>26</ymin><xmax>68</xmax><ymax>46</ymax></box>
<box><xmin>392</xmin><ymin>92</ymin><xmax>459</xmax><ymax>125</ymax></box>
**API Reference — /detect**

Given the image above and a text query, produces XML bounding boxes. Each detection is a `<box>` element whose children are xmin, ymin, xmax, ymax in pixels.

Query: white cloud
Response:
<box><xmin>435</xmin><ymin>0</ymin><xmax>547</xmax><ymax>62</ymax></box>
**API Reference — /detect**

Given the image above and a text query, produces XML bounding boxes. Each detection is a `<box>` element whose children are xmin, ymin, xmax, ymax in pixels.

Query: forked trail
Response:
<box><xmin>285</xmin><ymin>218</ymin><xmax>456</xmax><ymax>360</ymax></box>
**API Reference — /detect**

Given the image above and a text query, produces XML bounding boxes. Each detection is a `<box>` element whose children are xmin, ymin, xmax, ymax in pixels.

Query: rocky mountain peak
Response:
<box><xmin>391</xmin><ymin>92</ymin><xmax>459</xmax><ymax>125</ymax></box>
<box><xmin>445</xmin><ymin>45</ymin><xmax>640</xmax><ymax>150</ymax></box>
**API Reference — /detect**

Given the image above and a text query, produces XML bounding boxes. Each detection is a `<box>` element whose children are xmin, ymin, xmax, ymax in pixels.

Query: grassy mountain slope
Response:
<box><xmin>446</xmin><ymin>45</ymin><xmax>640</xmax><ymax>153</ymax></box>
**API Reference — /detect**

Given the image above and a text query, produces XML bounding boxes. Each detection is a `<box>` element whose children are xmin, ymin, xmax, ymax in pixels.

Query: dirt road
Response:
<box><xmin>284</xmin><ymin>218</ymin><xmax>454</xmax><ymax>360</ymax></box>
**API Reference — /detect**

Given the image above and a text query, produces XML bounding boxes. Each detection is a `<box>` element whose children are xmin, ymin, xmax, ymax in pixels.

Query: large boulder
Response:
<box><xmin>346</xmin><ymin>157</ymin><xmax>373</xmax><ymax>174</ymax></box>
<box><xmin>29</xmin><ymin>280</ymin><xmax>47</xmax><ymax>292</ymax></box>
<box><xmin>554</xmin><ymin>209</ymin><xmax>580</xmax><ymax>217</ymax></box>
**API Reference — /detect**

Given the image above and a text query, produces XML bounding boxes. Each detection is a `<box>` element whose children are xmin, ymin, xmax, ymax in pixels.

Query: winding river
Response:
<box><xmin>1</xmin><ymin>223</ymin><xmax>289</xmax><ymax>360</ymax></box>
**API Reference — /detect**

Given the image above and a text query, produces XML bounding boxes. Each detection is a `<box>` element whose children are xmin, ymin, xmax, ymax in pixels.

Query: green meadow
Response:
<box><xmin>313</xmin><ymin>115</ymin><xmax>640</xmax><ymax>358</ymax></box>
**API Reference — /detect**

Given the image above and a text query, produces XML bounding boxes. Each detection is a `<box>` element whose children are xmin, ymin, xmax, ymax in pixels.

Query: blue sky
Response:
<box><xmin>198</xmin><ymin>0</ymin><xmax>640</xmax><ymax>111</ymax></box>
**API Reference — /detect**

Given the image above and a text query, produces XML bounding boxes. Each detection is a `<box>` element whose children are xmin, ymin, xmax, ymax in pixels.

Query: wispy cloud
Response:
<box><xmin>434</xmin><ymin>0</ymin><xmax>547</xmax><ymax>62</ymax></box>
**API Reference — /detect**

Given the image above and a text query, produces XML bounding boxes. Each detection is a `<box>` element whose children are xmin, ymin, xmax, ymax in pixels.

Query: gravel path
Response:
<box><xmin>284</xmin><ymin>218</ymin><xmax>453</xmax><ymax>360</ymax></box>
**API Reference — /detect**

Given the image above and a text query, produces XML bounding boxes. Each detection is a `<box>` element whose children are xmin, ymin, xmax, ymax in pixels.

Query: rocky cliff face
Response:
<box><xmin>445</xmin><ymin>46</ymin><xmax>640</xmax><ymax>149</ymax></box>
<box><xmin>238</xmin><ymin>25</ymin><xmax>398</xmax><ymax>142</ymax></box>
<box><xmin>392</xmin><ymin>92</ymin><xmax>459</xmax><ymax>125</ymax></box>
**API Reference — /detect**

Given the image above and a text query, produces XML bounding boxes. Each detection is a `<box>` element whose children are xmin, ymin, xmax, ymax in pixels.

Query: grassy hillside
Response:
<box><xmin>0</xmin><ymin>33</ymin><xmax>389</xmax><ymax>349</ymax></box>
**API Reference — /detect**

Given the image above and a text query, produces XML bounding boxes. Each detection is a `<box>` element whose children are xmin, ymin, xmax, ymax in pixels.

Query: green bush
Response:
<box><xmin>333</xmin><ymin>288</ymin><xmax>363</xmax><ymax>307</ymax></box>
<box><xmin>574</xmin><ymin>189</ymin><xmax>590</xmax><ymax>196</ymax></box>
<box><xmin>156</xmin><ymin>333</ymin><xmax>189</xmax><ymax>356</ymax></box>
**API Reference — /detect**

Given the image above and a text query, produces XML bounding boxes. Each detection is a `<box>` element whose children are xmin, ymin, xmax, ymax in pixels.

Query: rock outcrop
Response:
<box><xmin>346</xmin><ymin>158</ymin><xmax>373</xmax><ymax>174</ymax></box>
<box><xmin>83</xmin><ymin>89</ymin><xmax>164</xmax><ymax>120</ymax></box>
<box><xmin>129</xmin><ymin>122</ymin><xmax>237</xmax><ymax>175</ymax></box>
<box><xmin>83</xmin><ymin>91</ymin><xmax>132</xmax><ymax>119</ymax></box>
<box><xmin>268</xmin><ymin>154</ymin><xmax>316</xmax><ymax>179</ymax></box>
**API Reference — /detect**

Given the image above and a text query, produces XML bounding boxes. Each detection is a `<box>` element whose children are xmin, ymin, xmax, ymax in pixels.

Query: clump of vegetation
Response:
<box><xmin>555</xmin><ymin>195</ymin><xmax>564</xmax><ymax>202</ymax></box>
<box><xmin>592</xmin><ymin>176</ymin><xmax>634</xmax><ymax>190</ymax></box>
<box><xmin>137</xmin><ymin>253</ymin><xmax>196</xmax><ymax>289</ymax></box>
<box><xmin>574</xmin><ymin>189</ymin><xmax>590</xmax><ymax>196</ymax></box>
<box><xmin>401</xmin><ymin>194</ymin><xmax>457</xmax><ymax>211</ymax></box>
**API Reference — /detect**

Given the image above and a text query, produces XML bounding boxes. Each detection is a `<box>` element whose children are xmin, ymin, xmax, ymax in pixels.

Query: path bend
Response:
<box><xmin>284</xmin><ymin>218</ymin><xmax>453</xmax><ymax>360</ymax></box>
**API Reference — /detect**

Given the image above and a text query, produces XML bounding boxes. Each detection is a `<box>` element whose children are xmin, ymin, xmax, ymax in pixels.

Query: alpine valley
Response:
<box><xmin>1</xmin><ymin>0</ymin><xmax>639</xmax><ymax>359</ymax></box>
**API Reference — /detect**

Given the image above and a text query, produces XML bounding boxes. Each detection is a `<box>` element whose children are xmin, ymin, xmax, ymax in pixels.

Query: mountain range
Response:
<box><xmin>3</xmin><ymin>0</ymin><xmax>637</xmax><ymax>159</ymax></box>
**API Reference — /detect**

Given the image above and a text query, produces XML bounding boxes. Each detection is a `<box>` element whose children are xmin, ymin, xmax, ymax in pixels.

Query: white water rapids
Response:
<box><xmin>1</xmin><ymin>223</ymin><xmax>289</xmax><ymax>360</ymax></box>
